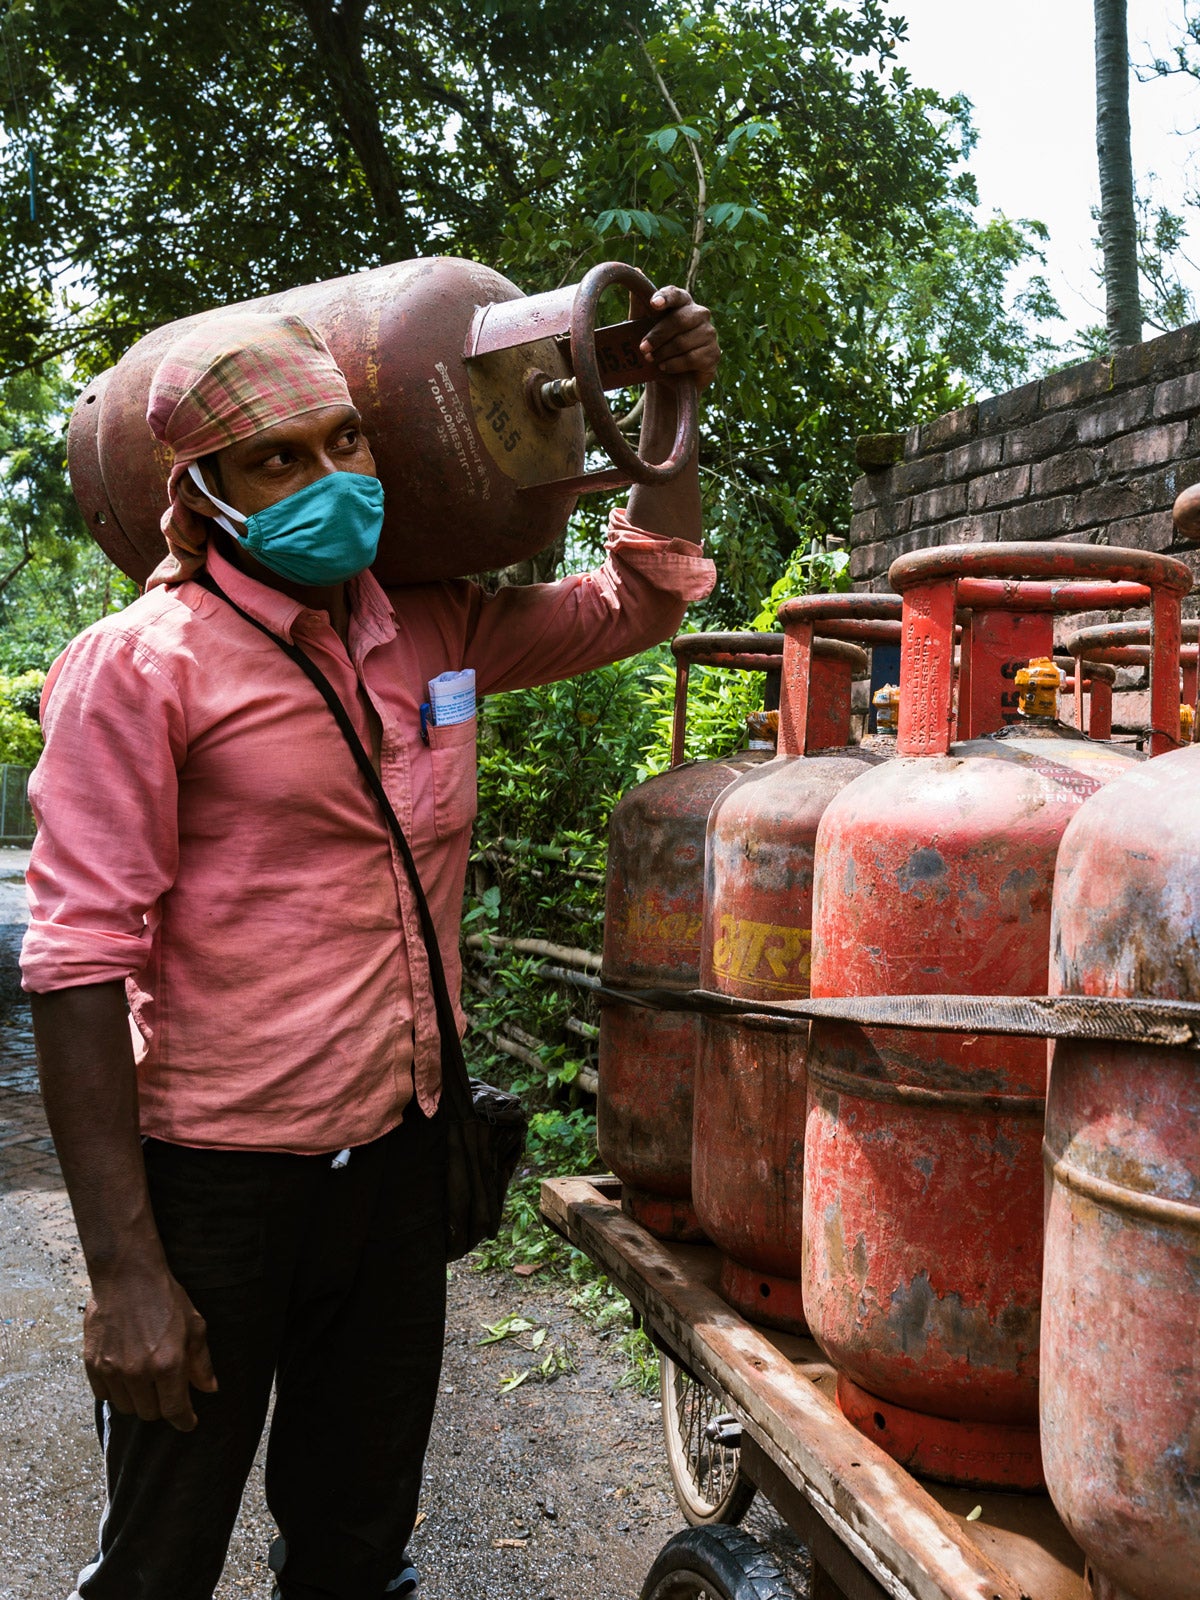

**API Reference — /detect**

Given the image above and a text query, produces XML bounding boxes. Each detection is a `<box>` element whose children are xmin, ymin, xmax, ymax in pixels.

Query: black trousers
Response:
<box><xmin>74</xmin><ymin>1107</ymin><xmax>448</xmax><ymax>1600</ymax></box>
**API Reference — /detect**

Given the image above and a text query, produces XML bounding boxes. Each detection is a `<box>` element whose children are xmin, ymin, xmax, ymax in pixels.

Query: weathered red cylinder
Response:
<box><xmin>692</xmin><ymin>595</ymin><xmax>898</xmax><ymax>1333</ymax></box>
<box><xmin>803</xmin><ymin>542</ymin><xmax>1190</xmax><ymax>1490</ymax></box>
<box><xmin>68</xmin><ymin>258</ymin><xmax>696</xmax><ymax>587</ymax></box>
<box><xmin>598</xmin><ymin>635</ymin><xmax>782</xmax><ymax>1241</ymax></box>
<box><xmin>1043</xmin><ymin>746</ymin><xmax>1200</xmax><ymax>1600</ymax></box>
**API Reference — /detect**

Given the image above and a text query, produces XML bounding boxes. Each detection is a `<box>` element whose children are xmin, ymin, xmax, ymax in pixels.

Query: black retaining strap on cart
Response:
<box><xmin>596</xmin><ymin>983</ymin><xmax>1200</xmax><ymax>1050</ymax></box>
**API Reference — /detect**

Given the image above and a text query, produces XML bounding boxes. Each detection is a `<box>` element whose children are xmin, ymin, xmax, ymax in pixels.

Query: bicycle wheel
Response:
<box><xmin>660</xmin><ymin>1352</ymin><xmax>757</xmax><ymax>1526</ymax></box>
<box><xmin>640</xmin><ymin>1524</ymin><xmax>795</xmax><ymax>1600</ymax></box>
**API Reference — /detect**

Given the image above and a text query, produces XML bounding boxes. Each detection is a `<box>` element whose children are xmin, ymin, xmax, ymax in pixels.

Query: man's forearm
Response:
<box><xmin>31</xmin><ymin>981</ymin><xmax>216</xmax><ymax>1428</ymax></box>
<box><xmin>31</xmin><ymin>982</ymin><xmax>166</xmax><ymax>1283</ymax></box>
<box><xmin>626</xmin><ymin>381</ymin><xmax>702</xmax><ymax>545</ymax></box>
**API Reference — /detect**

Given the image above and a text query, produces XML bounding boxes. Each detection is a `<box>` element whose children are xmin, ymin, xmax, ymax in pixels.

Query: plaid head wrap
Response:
<box><xmin>145</xmin><ymin>311</ymin><xmax>353</xmax><ymax>588</ymax></box>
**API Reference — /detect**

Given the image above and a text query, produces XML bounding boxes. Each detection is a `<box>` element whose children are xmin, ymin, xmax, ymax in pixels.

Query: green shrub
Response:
<box><xmin>0</xmin><ymin>671</ymin><xmax>45</xmax><ymax>766</ymax></box>
<box><xmin>464</xmin><ymin>653</ymin><xmax>663</xmax><ymax>1102</ymax></box>
<box><xmin>637</xmin><ymin>537</ymin><xmax>852</xmax><ymax>779</ymax></box>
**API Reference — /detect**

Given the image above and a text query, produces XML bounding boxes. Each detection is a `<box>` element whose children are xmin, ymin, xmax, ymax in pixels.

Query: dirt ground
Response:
<box><xmin>0</xmin><ymin>1160</ymin><xmax>686</xmax><ymax>1600</ymax></box>
<box><xmin>0</xmin><ymin>843</ymin><xmax>808</xmax><ymax>1600</ymax></box>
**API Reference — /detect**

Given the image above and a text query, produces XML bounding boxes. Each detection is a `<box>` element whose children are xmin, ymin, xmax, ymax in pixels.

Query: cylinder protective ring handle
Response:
<box><xmin>670</xmin><ymin>632</ymin><xmax>783</xmax><ymax>767</ymax></box>
<box><xmin>889</xmin><ymin>540</ymin><xmax>1192</xmax><ymax>596</ymax></box>
<box><xmin>571</xmin><ymin>261</ymin><xmax>698</xmax><ymax>485</ymax></box>
<box><xmin>1066</xmin><ymin>618</ymin><xmax>1200</xmax><ymax>653</ymax></box>
<box><xmin>811</xmin><ymin>617</ymin><xmax>903</xmax><ymax>645</ymax></box>
<box><xmin>1053</xmin><ymin>654</ymin><xmax>1118</xmax><ymax>685</ymax></box>
<box><xmin>671</xmin><ymin>632</ymin><xmax>784</xmax><ymax>663</ymax></box>
<box><xmin>776</xmin><ymin>593</ymin><xmax>902</xmax><ymax>625</ymax></box>
<box><xmin>889</xmin><ymin>544</ymin><xmax>1192</xmax><ymax>756</ymax></box>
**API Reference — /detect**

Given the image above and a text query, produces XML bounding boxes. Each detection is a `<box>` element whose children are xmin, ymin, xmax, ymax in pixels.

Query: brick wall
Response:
<box><xmin>848</xmin><ymin>321</ymin><xmax>1200</xmax><ymax>731</ymax></box>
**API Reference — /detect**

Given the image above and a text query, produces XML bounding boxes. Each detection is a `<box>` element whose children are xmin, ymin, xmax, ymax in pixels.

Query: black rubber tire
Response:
<box><xmin>639</xmin><ymin>1525</ymin><xmax>796</xmax><ymax>1600</ymax></box>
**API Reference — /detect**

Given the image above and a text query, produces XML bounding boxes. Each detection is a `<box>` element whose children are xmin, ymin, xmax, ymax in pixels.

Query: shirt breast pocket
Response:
<box><xmin>428</xmin><ymin>715</ymin><xmax>478</xmax><ymax>839</ymax></box>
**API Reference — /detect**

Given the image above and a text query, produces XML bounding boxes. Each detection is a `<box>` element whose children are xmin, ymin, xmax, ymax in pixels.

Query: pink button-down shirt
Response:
<box><xmin>22</xmin><ymin>511</ymin><xmax>714</xmax><ymax>1154</ymax></box>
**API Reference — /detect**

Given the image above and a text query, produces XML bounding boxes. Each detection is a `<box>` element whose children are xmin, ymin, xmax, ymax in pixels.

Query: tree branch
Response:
<box><xmin>0</xmin><ymin>541</ymin><xmax>35</xmax><ymax>600</ymax></box>
<box><xmin>295</xmin><ymin>0</ymin><xmax>421</xmax><ymax>257</ymax></box>
<box><xmin>634</xmin><ymin>29</ymin><xmax>706</xmax><ymax>291</ymax></box>
<box><xmin>363</xmin><ymin>16</ymin><xmax>525</xmax><ymax>201</ymax></box>
<box><xmin>1094</xmin><ymin>0</ymin><xmax>1142</xmax><ymax>348</ymax></box>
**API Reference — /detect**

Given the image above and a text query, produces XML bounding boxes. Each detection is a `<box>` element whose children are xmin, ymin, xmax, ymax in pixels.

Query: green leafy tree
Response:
<box><xmin>493</xmin><ymin>4</ymin><xmax>1060</xmax><ymax>616</ymax></box>
<box><xmin>0</xmin><ymin>364</ymin><xmax>136</xmax><ymax>673</ymax></box>
<box><xmin>4</xmin><ymin>1</ymin><xmax>1057</xmax><ymax>623</ymax></box>
<box><xmin>0</xmin><ymin>0</ymin><xmax>659</xmax><ymax>375</ymax></box>
<box><xmin>0</xmin><ymin>670</ymin><xmax>45</xmax><ymax>764</ymax></box>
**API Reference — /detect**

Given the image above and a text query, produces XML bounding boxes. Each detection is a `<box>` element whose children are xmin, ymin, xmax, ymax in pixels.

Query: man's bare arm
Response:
<box><xmin>627</xmin><ymin>286</ymin><xmax>720</xmax><ymax>545</ymax></box>
<box><xmin>31</xmin><ymin>982</ymin><xmax>216</xmax><ymax>1430</ymax></box>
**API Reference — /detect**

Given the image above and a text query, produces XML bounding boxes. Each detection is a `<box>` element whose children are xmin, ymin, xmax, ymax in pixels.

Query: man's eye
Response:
<box><xmin>338</xmin><ymin>429</ymin><xmax>360</xmax><ymax>449</ymax></box>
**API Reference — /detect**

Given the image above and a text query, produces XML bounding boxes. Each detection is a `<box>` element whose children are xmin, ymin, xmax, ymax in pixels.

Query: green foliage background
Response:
<box><xmin>0</xmin><ymin>670</ymin><xmax>44</xmax><ymax>764</ymax></box>
<box><xmin>1</xmin><ymin>0</ymin><xmax>1063</xmax><ymax>620</ymax></box>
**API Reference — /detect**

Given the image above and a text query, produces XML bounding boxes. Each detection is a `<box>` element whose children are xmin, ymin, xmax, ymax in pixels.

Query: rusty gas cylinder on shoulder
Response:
<box><xmin>803</xmin><ymin>541</ymin><xmax>1190</xmax><ymax>1491</ymax></box>
<box><xmin>598</xmin><ymin>634</ymin><xmax>782</xmax><ymax>1242</ymax></box>
<box><xmin>69</xmin><ymin>258</ymin><xmax>697</xmax><ymax>587</ymax></box>
<box><xmin>691</xmin><ymin>595</ymin><xmax>900</xmax><ymax>1333</ymax></box>
<box><xmin>1043</xmin><ymin>735</ymin><xmax>1200</xmax><ymax>1600</ymax></box>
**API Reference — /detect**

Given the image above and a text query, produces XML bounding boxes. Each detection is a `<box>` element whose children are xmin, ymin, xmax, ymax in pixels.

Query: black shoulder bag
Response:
<box><xmin>196</xmin><ymin>571</ymin><xmax>527</xmax><ymax>1260</ymax></box>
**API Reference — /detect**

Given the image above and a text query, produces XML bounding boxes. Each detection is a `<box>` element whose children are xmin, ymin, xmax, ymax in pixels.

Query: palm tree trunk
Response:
<box><xmin>1094</xmin><ymin>0</ymin><xmax>1142</xmax><ymax>349</ymax></box>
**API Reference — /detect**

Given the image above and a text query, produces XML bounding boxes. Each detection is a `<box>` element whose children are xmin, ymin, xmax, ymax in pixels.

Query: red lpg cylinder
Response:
<box><xmin>1064</xmin><ymin>619</ymin><xmax>1200</xmax><ymax>743</ymax></box>
<box><xmin>692</xmin><ymin>595</ymin><xmax>899</xmax><ymax>1333</ymax></box>
<box><xmin>68</xmin><ymin>258</ymin><xmax>697</xmax><ymax>587</ymax></box>
<box><xmin>598</xmin><ymin>634</ymin><xmax>783</xmax><ymax>1242</ymax></box>
<box><xmin>803</xmin><ymin>542</ymin><xmax>1191</xmax><ymax>1490</ymax></box>
<box><xmin>1043</xmin><ymin>751</ymin><xmax>1200</xmax><ymax>1600</ymax></box>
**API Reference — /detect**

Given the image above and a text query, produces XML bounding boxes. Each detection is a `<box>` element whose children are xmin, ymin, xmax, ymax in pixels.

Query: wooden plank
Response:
<box><xmin>541</xmin><ymin>1176</ymin><xmax>1026</xmax><ymax>1600</ymax></box>
<box><xmin>925</xmin><ymin>1485</ymin><xmax>1084</xmax><ymax>1600</ymax></box>
<box><xmin>742</xmin><ymin>1437</ymin><xmax>892</xmax><ymax>1600</ymax></box>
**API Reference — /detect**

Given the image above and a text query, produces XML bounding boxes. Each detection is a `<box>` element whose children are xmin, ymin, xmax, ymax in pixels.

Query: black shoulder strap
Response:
<box><xmin>194</xmin><ymin>568</ymin><xmax>472</xmax><ymax>1115</ymax></box>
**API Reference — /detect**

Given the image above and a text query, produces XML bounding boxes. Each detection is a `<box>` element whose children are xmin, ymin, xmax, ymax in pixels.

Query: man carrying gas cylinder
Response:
<box><xmin>21</xmin><ymin>288</ymin><xmax>719</xmax><ymax>1600</ymax></box>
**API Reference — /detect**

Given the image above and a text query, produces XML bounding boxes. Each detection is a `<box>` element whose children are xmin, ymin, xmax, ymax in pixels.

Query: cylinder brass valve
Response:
<box><xmin>747</xmin><ymin>709</ymin><xmax>780</xmax><ymax>749</ymax></box>
<box><xmin>873</xmin><ymin>683</ymin><xmax>900</xmax><ymax>734</ymax></box>
<box><xmin>1182</xmin><ymin>703</ymin><xmax>1195</xmax><ymax>743</ymax></box>
<box><xmin>1015</xmin><ymin>657</ymin><xmax>1063</xmax><ymax>719</ymax></box>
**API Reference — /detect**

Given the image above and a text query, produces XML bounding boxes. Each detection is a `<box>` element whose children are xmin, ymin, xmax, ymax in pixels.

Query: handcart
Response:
<box><xmin>541</xmin><ymin>1173</ymin><xmax>1085</xmax><ymax>1600</ymax></box>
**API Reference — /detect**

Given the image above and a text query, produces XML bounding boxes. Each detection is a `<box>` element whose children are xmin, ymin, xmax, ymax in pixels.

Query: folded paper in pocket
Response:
<box><xmin>428</xmin><ymin>669</ymin><xmax>475</xmax><ymax>727</ymax></box>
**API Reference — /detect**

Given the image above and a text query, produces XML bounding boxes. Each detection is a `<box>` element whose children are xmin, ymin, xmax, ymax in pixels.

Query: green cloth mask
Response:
<box><xmin>190</xmin><ymin>466</ymin><xmax>384</xmax><ymax>585</ymax></box>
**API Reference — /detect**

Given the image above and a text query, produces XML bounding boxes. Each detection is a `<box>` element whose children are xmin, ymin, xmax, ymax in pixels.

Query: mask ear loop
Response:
<box><xmin>187</xmin><ymin>462</ymin><xmax>247</xmax><ymax>540</ymax></box>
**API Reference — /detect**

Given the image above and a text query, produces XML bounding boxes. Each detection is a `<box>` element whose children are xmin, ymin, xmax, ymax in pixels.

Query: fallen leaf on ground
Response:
<box><xmin>513</xmin><ymin>1263</ymin><xmax>542</xmax><ymax>1277</ymax></box>
<box><xmin>479</xmin><ymin>1314</ymin><xmax>536</xmax><ymax>1345</ymax></box>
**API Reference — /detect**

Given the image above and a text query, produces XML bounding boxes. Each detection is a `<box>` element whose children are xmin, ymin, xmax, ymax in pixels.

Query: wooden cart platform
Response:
<box><xmin>541</xmin><ymin>1175</ymin><xmax>1085</xmax><ymax>1600</ymax></box>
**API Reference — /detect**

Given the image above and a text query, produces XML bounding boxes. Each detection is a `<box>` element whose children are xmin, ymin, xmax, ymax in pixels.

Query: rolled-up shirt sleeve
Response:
<box><xmin>21</xmin><ymin>627</ymin><xmax>186</xmax><ymax>993</ymax></box>
<box><xmin>460</xmin><ymin>507</ymin><xmax>716</xmax><ymax>694</ymax></box>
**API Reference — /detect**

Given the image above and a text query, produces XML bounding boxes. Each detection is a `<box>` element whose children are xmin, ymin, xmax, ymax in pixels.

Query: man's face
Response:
<box><xmin>197</xmin><ymin>403</ymin><xmax>377</xmax><ymax>517</ymax></box>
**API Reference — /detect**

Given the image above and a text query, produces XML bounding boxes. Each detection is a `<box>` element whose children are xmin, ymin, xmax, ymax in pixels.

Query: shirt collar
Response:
<box><xmin>200</xmin><ymin>542</ymin><xmax>397</xmax><ymax>652</ymax></box>
<box><xmin>347</xmin><ymin>565</ymin><xmax>398</xmax><ymax>652</ymax></box>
